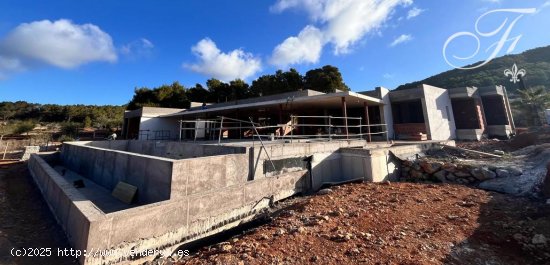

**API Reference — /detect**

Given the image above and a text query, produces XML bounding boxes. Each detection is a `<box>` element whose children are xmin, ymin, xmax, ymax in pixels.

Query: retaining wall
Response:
<box><xmin>84</xmin><ymin>140</ymin><xmax>246</xmax><ymax>159</ymax></box>
<box><xmin>28</xmin><ymin>139</ymin><xmax>453</xmax><ymax>265</ymax></box>
<box><xmin>30</xmin><ymin>153</ymin><xmax>306</xmax><ymax>265</ymax></box>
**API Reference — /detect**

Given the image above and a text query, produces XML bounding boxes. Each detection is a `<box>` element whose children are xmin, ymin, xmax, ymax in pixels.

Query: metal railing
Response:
<box><xmin>179</xmin><ymin>115</ymin><xmax>389</xmax><ymax>144</ymax></box>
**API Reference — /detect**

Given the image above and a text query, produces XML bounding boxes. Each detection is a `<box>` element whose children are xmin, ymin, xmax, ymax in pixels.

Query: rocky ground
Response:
<box><xmin>171</xmin><ymin>182</ymin><xmax>550</xmax><ymax>265</ymax></box>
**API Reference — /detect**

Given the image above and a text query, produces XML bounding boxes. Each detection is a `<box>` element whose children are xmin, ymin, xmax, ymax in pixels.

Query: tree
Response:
<box><xmin>0</xmin><ymin>122</ymin><xmax>15</xmax><ymax>141</ymax></box>
<box><xmin>514</xmin><ymin>86</ymin><xmax>550</xmax><ymax>126</ymax></box>
<box><xmin>14</xmin><ymin>120</ymin><xmax>35</xmax><ymax>135</ymax></box>
<box><xmin>187</xmin><ymin>84</ymin><xmax>210</xmax><ymax>103</ymax></box>
<box><xmin>304</xmin><ymin>65</ymin><xmax>349</xmax><ymax>93</ymax></box>
<box><xmin>228</xmin><ymin>79</ymin><xmax>250</xmax><ymax>101</ymax></box>
<box><xmin>250</xmin><ymin>68</ymin><xmax>304</xmax><ymax>97</ymax></box>
<box><xmin>127</xmin><ymin>87</ymin><xmax>158</xmax><ymax>110</ymax></box>
<box><xmin>83</xmin><ymin>116</ymin><xmax>92</xmax><ymax>128</ymax></box>
<box><xmin>206</xmin><ymin>78</ymin><xmax>230</xmax><ymax>103</ymax></box>
<box><xmin>127</xmin><ymin>81</ymin><xmax>190</xmax><ymax>110</ymax></box>
<box><xmin>61</xmin><ymin>122</ymin><xmax>80</xmax><ymax>138</ymax></box>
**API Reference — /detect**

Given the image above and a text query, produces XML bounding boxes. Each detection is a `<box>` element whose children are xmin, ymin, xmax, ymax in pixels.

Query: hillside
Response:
<box><xmin>396</xmin><ymin>45</ymin><xmax>550</xmax><ymax>93</ymax></box>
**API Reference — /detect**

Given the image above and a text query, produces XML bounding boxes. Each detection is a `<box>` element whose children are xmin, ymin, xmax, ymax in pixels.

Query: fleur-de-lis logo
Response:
<box><xmin>504</xmin><ymin>63</ymin><xmax>526</xmax><ymax>84</ymax></box>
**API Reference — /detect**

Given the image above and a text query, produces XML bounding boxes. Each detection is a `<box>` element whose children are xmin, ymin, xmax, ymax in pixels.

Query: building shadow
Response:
<box><xmin>442</xmin><ymin>191</ymin><xmax>550</xmax><ymax>265</ymax></box>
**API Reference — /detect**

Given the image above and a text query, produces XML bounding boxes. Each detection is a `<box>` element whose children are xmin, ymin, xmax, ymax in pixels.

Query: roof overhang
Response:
<box><xmin>161</xmin><ymin>91</ymin><xmax>384</xmax><ymax>118</ymax></box>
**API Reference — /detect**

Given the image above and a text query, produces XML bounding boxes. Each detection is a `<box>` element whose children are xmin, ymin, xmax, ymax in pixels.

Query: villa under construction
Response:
<box><xmin>122</xmin><ymin>84</ymin><xmax>515</xmax><ymax>143</ymax></box>
<box><xmin>27</xmin><ymin>84</ymin><xmax>515</xmax><ymax>265</ymax></box>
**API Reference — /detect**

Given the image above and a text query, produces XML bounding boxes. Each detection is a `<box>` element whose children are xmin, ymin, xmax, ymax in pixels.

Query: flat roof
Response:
<box><xmin>161</xmin><ymin>91</ymin><xmax>384</xmax><ymax>118</ymax></box>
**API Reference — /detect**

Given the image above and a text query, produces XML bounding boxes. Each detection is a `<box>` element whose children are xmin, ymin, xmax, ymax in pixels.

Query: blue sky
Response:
<box><xmin>0</xmin><ymin>0</ymin><xmax>549</xmax><ymax>105</ymax></box>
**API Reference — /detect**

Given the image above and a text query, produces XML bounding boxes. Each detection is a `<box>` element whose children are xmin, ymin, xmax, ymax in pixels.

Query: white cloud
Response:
<box><xmin>184</xmin><ymin>38</ymin><xmax>262</xmax><ymax>82</ymax></box>
<box><xmin>0</xmin><ymin>19</ymin><xmax>117</xmax><ymax>78</ymax></box>
<box><xmin>121</xmin><ymin>38</ymin><xmax>154</xmax><ymax>58</ymax></box>
<box><xmin>270</xmin><ymin>0</ymin><xmax>412</xmax><ymax>66</ymax></box>
<box><xmin>383</xmin><ymin>73</ymin><xmax>394</xmax><ymax>79</ymax></box>
<box><xmin>270</xmin><ymin>26</ymin><xmax>323</xmax><ymax>67</ymax></box>
<box><xmin>535</xmin><ymin>0</ymin><xmax>550</xmax><ymax>13</ymax></box>
<box><xmin>390</xmin><ymin>34</ymin><xmax>413</xmax><ymax>47</ymax></box>
<box><xmin>406</xmin><ymin>7</ymin><xmax>425</xmax><ymax>19</ymax></box>
<box><xmin>0</xmin><ymin>56</ymin><xmax>25</xmax><ymax>80</ymax></box>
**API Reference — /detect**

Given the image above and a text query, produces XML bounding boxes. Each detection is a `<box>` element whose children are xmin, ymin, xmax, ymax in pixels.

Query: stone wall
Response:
<box><xmin>400</xmin><ymin>158</ymin><xmax>523</xmax><ymax>185</ymax></box>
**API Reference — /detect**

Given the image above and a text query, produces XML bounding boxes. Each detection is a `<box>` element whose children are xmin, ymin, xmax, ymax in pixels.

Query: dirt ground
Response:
<box><xmin>1</xmin><ymin>146</ymin><xmax>549</xmax><ymax>265</ymax></box>
<box><xmin>0</xmin><ymin>161</ymin><xmax>76</xmax><ymax>265</ymax></box>
<box><xmin>176</xmin><ymin>182</ymin><xmax>550</xmax><ymax>265</ymax></box>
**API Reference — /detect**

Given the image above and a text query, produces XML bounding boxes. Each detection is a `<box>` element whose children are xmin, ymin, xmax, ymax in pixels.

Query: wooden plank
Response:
<box><xmin>111</xmin><ymin>181</ymin><xmax>137</xmax><ymax>204</ymax></box>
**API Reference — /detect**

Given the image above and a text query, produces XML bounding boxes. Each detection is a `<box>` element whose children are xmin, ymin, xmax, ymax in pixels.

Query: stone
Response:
<box><xmin>546</xmin><ymin>199</ymin><xmax>550</xmax><ymax>205</ymax></box>
<box><xmin>495</xmin><ymin>169</ymin><xmax>512</xmax><ymax>178</ymax></box>
<box><xmin>470</xmin><ymin>167</ymin><xmax>496</xmax><ymax>181</ymax></box>
<box><xmin>532</xmin><ymin>234</ymin><xmax>547</xmax><ymax>245</ymax></box>
<box><xmin>454</xmin><ymin>171</ymin><xmax>471</xmax><ymax>178</ymax></box>
<box><xmin>410</xmin><ymin>169</ymin><xmax>423</xmax><ymax>179</ymax></box>
<box><xmin>347</xmin><ymin>248</ymin><xmax>361</xmax><ymax>255</ymax></box>
<box><xmin>446</xmin><ymin>173</ymin><xmax>456</xmax><ymax>182</ymax></box>
<box><xmin>318</xmin><ymin>188</ymin><xmax>333</xmax><ymax>195</ymax></box>
<box><xmin>494</xmin><ymin>150</ymin><xmax>505</xmax><ymax>156</ymax></box>
<box><xmin>220</xmin><ymin>244</ymin><xmax>233</xmax><ymax>252</ymax></box>
<box><xmin>275</xmin><ymin>228</ymin><xmax>286</xmax><ymax>236</ymax></box>
<box><xmin>433</xmin><ymin>170</ymin><xmax>447</xmax><ymax>183</ymax></box>
<box><xmin>419</xmin><ymin>161</ymin><xmax>443</xmax><ymax>174</ymax></box>
<box><xmin>456</xmin><ymin>178</ymin><xmax>468</xmax><ymax>184</ymax></box>
<box><xmin>507</xmin><ymin>167</ymin><xmax>523</xmax><ymax>176</ymax></box>
<box><xmin>21</xmin><ymin>146</ymin><xmax>40</xmax><ymax>161</ymax></box>
<box><xmin>513</xmin><ymin>233</ymin><xmax>525</xmax><ymax>242</ymax></box>
<box><xmin>442</xmin><ymin>163</ymin><xmax>457</xmax><ymax>172</ymax></box>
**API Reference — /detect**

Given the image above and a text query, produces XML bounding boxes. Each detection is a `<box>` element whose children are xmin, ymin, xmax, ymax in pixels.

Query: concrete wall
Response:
<box><xmin>335</xmin><ymin>141</ymin><xmax>456</xmax><ymax>183</ymax></box>
<box><xmin>28</xmin><ymin>155</ymin><xmax>104</xmax><ymax>265</ymax></box>
<box><xmin>83</xmin><ymin>140</ymin><xmax>246</xmax><ymax>160</ymax></box>
<box><xmin>61</xmin><ymin>143</ymin><xmax>173</xmax><ymax>204</ymax></box>
<box><xmin>421</xmin><ymin>85</ymin><xmax>457</xmax><ymax>140</ymax></box>
<box><xmin>29</xmin><ymin>152</ymin><xmax>307</xmax><ymax>265</ymax></box>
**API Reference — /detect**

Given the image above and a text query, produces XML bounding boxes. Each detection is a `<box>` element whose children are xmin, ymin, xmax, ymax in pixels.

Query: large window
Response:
<box><xmin>392</xmin><ymin>100</ymin><xmax>425</xmax><ymax>124</ymax></box>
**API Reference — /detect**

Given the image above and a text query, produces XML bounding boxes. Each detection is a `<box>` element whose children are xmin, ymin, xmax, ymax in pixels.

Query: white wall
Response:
<box><xmin>377</xmin><ymin>87</ymin><xmax>395</xmax><ymax>140</ymax></box>
<box><xmin>421</xmin><ymin>85</ymin><xmax>457</xmax><ymax>140</ymax></box>
<box><xmin>138</xmin><ymin>117</ymin><xmax>180</xmax><ymax>140</ymax></box>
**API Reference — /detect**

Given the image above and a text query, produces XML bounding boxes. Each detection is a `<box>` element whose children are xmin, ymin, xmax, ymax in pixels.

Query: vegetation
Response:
<box><xmin>126</xmin><ymin>65</ymin><xmax>349</xmax><ymax>110</ymax></box>
<box><xmin>513</xmin><ymin>86</ymin><xmax>550</xmax><ymax>126</ymax></box>
<box><xmin>13</xmin><ymin>121</ymin><xmax>35</xmax><ymax>135</ymax></box>
<box><xmin>0</xmin><ymin>101</ymin><xmax>124</xmax><ymax>133</ymax></box>
<box><xmin>396</xmin><ymin>45</ymin><xmax>550</xmax><ymax>94</ymax></box>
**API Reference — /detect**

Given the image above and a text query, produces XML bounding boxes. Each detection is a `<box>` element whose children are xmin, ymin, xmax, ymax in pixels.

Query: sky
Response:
<box><xmin>0</xmin><ymin>0</ymin><xmax>549</xmax><ymax>105</ymax></box>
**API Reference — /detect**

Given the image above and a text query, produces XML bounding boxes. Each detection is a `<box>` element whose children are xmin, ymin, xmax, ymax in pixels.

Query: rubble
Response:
<box><xmin>400</xmin><ymin>158</ymin><xmax>520</xmax><ymax>185</ymax></box>
<box><xmin>400</xmin><ymin>141</ymin><xmax>550</xmax><ymax>198</ymax></box>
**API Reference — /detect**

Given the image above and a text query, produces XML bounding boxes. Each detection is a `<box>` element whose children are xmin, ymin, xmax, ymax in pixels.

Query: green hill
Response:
<box><xmin>396</xmin><ymin>45</ymin><xmax>550</xmax><ymax>93</ymax></box>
